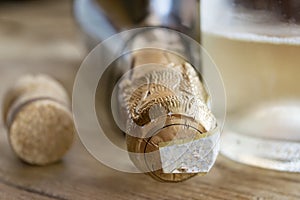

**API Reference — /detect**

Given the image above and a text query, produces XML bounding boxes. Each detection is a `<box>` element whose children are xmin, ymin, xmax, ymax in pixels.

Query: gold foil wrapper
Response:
<box><xmin>118</xmin><ymin>49</ymin><xmax>217</xmax><ymax>182</ymax></box>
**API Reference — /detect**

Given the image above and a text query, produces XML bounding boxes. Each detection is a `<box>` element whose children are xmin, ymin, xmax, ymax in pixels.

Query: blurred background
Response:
<box><xmin>0</xmin><ymin>0</ymin><xmax>83</xmax><ymax>94</ymax></box>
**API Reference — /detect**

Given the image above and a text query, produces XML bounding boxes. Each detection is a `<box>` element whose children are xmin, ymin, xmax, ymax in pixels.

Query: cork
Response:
<box><xmin>127</xmin><ymin>114</ymin><xmax>208</xmax><ymax>182</ymax></box>
<box><xmin>3</xmin><ymin>74</ymin><xmax>75</xmax><ymax>165</ymax></box>
<box><xmin>119</xmin><ymin>49</ymin><xmax>217</xmax><ymax>182</ymax></box>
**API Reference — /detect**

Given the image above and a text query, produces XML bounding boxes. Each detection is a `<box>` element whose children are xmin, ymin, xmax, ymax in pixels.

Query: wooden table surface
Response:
<box><xmin>0</xmin><ymin>0</ymin><xmax>300</xmax><ymax>199</ymax></box>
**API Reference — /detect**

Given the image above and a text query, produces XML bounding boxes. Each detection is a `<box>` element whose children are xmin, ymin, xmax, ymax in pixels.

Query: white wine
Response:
<box><xmin>202</xmin><ymin>29</ymin><xmax>300</xmax><ymax>171</ymax></box>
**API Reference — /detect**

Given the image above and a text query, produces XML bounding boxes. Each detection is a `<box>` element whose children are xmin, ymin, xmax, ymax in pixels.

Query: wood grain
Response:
<box><xmin>0</xmin><ymin>0</ymin><xmax>299</xmax><ymax>199</ymax></box>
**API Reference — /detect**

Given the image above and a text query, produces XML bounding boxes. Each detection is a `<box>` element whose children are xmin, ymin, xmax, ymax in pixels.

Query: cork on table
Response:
<box><xmin>0</xmin><ymin>0</ymin><xmax>299</xmax><ymax>199</ymax></box>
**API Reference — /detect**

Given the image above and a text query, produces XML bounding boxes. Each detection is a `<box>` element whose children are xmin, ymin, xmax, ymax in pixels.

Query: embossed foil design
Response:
<box><xmin>118</xmin><ymin>49</ymin><xmax>218</xmax><ymax>180</ymax></box>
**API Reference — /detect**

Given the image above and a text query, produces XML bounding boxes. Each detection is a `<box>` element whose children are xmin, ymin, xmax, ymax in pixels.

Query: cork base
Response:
<box><xmin>127</xmin><ymin>114</ymin><xmax>210</xmax><ymax>182</ymax></box>
<box><xmin>3</xmin><ymin>74</ymin><xmax>74</xmax><ymax>166</ymax></box>
<box><xmin>9</xmin><ymin>99</ymin><xmax>74</xmax><ymax>165</ymax></box>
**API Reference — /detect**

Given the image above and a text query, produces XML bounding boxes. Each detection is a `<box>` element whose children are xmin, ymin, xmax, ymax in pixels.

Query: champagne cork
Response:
<box><xmin>3</xmin><ymin>74</ymin><xmax>75</xmax><ymax>165</ymax></box>
<box><xmin>118</xmin><ymin>49</ymin><xmax>218</xmax><ymax>182</ymax></box>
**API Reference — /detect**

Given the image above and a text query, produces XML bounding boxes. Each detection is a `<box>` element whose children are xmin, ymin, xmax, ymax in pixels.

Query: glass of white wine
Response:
<box><xmin>201</xmin><ymin>0</ymin><xmax>300</xmax><ymax>172</ymax></box>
